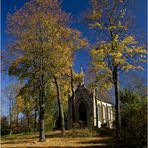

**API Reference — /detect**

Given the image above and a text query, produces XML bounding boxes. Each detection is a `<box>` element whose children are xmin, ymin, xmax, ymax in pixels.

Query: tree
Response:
<box><xmin>65</xmin><ymin>66</ymin><xmax>85</xmax><ymax>124</ymax></box>
<box><xmin>4</xmin><ymin>83</ymin><xmax>21</xmax><ymax>135</ymax></box>
<box><xmin>17</xmin><ymin>91</ymin><xmax>34</xmax><ymax>132</ymax></box>
<box><xmin>44</xmin><ymin>82</ymin><xmax>57</xmax><ymax>131</ymax></box>
<box><xmin>52</xmin><ymin>40</ymin><xmax>86</xmax><ymax>135</ymax></box>
<box><xmin>1</xmin><ymin>116</ymin><xmax>10</xmax><ymax>135</ymax></box>
<box><xmin>7</xmin><ymin>0</ymin><xmax>87</xmax><ymax>141</ymax></box>
<box><xmin>120</xmin><ymin>89</ymin><xmax>147</xmax><ymax>147</ymax></box>
<box><xmin>85</xmin><ymin>0</ymin><xmax>146</xmax><ymax>138</ymax></box>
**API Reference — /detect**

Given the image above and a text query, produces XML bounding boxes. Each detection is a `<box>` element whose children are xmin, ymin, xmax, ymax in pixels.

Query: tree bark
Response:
<box><xmin>39</xmin><ymin>89</ymin><xmax>46</xmax><ymax>142</ymax></box>
<box><xmin>70</xmin><ymin>67</ymin><xmax>75</xmax><ymax>122</ymax></box>
<box><xmin>113</xmin><ymin>67</ymin><xmax>121</xmax><ymax>139</ymax></box>
<box><xmin>54</xmin><ymin>77</ymin><xmax>65</xmax><ymax>136</ymax></box>
<box><xmin>16</xmin><ymin>112</ymin><xmax>19</xmax><ymax>126</ymax></box>
<box><xmin>95</xmin><ymin>89</ymin><xmax>98</xmax><ymax>127</ymax></box>
<box><xmin>34</xmin><ymin>105</ymin><xmax>37</xmax><ymax>132</ymax></box>
<box><xmin>26</xmin><ymin>113</ymin><xmax>31</xmax><ymax>132</ymax></box>
<box><xmin>9</xmin><ymin>98</ymin><xmax>13</xmax><ymax>135</ymax></box>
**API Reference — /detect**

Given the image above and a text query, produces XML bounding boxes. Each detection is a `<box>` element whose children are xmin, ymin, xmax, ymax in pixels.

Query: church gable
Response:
<box><xmin>73</xmin><ymin>85</ymin><xmax>94</xmax><ymax>128</ymax></box>
<box><xmin>75</xmin><ymin>85</ymin><xmax>93</xmax><ymax>106</ymax></box>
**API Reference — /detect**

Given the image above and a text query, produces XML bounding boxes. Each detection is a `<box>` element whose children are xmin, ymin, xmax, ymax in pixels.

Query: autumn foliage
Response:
<box><xmin>7</xmin><ymin>0</ymin><xmax>87</xmax><ymax>141</ymax></box>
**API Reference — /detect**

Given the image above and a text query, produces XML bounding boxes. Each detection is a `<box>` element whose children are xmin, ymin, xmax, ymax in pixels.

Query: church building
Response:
<box><xmin>67</xmin><ymin>67</ymin><xmax>115</xmax><ymax>129</ymax></box>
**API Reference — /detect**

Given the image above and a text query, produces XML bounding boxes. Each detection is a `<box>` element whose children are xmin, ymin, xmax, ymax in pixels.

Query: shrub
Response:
<box><xmin>1</xmin><ymin>116</ymin><xmax>10</xmax><ymax>135</ymax></box>
<box><xmin>120</xmin><ymin>89</ymin><xmax>147</xmax><ymax>147</ymax></box>
<box><xmin>67</xmin><ymin>128</ymin><xmax>98</xmax><ymax>137</ymax></box>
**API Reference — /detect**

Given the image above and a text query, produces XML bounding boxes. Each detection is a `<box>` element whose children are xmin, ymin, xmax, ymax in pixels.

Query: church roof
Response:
<box><xmin>75</xmin><ymin>84</ymin><xmax>93</xmax><ymax>97</ymax></box>
<box><xmin>75</xmin><ymin>84</ymin><xmax>114</xmax><ymax>105</ymax></box>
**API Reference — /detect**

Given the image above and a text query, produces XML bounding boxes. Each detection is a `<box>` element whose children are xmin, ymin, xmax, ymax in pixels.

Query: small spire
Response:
<box><xmin>80</xmin><ymin>65</ymin><xmax>83</xmax><ymax>74</ymax></box>
<box><xmin>80</xmin><ymin>65</ymin><xmax>84</xmax><ymax>85</ymax></box>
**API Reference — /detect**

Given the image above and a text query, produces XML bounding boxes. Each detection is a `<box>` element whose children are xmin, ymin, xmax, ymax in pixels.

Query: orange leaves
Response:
<box><xmin>7</xmin><ymin>0</ymin><xmax>87</xmax><ymax>90</ymax></box>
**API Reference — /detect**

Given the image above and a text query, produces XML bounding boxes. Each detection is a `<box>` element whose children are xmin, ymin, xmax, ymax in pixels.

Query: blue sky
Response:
<box><xmin>1</xmin><ymin>0</ymin><xmax>147</xmax><ymax>116</ymax></box>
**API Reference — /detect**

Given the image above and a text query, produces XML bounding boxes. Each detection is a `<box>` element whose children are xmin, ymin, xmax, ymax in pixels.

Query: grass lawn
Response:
<box><xmin>1</xmin><ymin>129</ymin><xmax>115</xmax><ymax>147</ymax></box>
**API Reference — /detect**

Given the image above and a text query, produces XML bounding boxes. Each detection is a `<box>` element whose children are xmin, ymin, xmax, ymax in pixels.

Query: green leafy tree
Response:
<box><xmin>120</xmin><ymin>89</ymin><xmax>147</xmax><ymax>147</ymax></box>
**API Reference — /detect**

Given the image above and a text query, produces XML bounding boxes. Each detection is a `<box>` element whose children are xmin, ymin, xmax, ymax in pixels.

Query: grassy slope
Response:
<box><xmin>1</xmin><ymin>129</ymin><xmax>115</xmax><ymax>148</ymax></box>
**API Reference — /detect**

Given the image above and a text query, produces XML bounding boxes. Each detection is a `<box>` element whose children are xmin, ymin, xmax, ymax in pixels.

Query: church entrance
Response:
<box><xmin>78</xmin><ymin>102</ymin><xmax>87</xmax><ymax>126</ymax></box>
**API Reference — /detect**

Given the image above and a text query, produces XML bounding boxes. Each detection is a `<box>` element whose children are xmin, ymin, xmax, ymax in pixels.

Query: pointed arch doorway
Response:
<box><xmin>78</xmin><ymin>102</ymin><xmax>87</xmax><ymax>126</ymax></box>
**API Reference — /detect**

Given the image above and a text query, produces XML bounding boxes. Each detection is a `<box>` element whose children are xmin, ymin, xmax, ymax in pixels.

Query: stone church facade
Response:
<box><xmin>67</xmin><ymin>72</ymin><xmax>114</xmax><ymax>129</ymax></box>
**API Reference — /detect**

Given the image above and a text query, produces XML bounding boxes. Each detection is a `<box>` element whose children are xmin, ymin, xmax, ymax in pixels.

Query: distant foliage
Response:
<box><xmin>1</xmin><ymin>116</ymin><xmax>10</xmax><ymax>135</ymax></box>
<box><xmin>120</xmin><ymin>89</ymin><xmax>147</xmax><ymax>147</ymax></box>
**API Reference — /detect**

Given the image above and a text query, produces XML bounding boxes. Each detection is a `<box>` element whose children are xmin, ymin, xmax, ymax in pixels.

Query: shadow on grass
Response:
<box><xmin>2</xmin><ymin>140</ymin><xmax>33</xmax><ymax>145</ymax></box>
<box><xmin>45</xmin><ymin>133</ymin><xmax>63</xmax><ymax>138</ymax></box>
<box><xmin>1</xmin><ymin>136</ymin><xmax>36</xmax><ymax>141</ymax></box>
<box><xmin>79</xmin><ymin>138</ymin><xmax>115</xmax><ymax>148</ymax></box>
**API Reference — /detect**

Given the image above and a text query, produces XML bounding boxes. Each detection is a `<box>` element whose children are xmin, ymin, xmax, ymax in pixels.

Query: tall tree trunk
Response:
<box><xmin>70</xmin><ymin>67</ymin><xmax>75</xmax><ymax>122</ymax></box>
<box><xmin>95</xmin><ymin>88</ymin><xmax>98</xmax><ymax>127</ymax></box>
<box><xmin>26</xmin><ymin>113</ymin><xmax>31</xmax><ymax>132</ymax></box>
<box><xmin>39</xmin><ymin>89</ymin><xmax>46</xmax><ymax>142</ymax></box>
<box><xmin>113</xmin><ymin>67</ymin><xmax>121</xmax><ymax>139</ymax></box>
<box><xmin>9</xmin><ymin>98</ymin><xmax>13</xmax><ymax>135</ymax></box>
<box><xmin>54</xmin><ymin>77</ymin><xmax>65</xmax><ymax>136</ymax></box>
<box><xmin>16</xmin><ymin>112</ymin><xmax>19</xmax><ymax>126</ymax></box>
<box><xmin>9</xmin><ymin>113</ymin><xmax>12</xmax><ymax>135</ymax></box>
<box><xmin>34</xmin><ymin>105</ymin><xmax>37</xmax><ymax>132</ymax></box>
